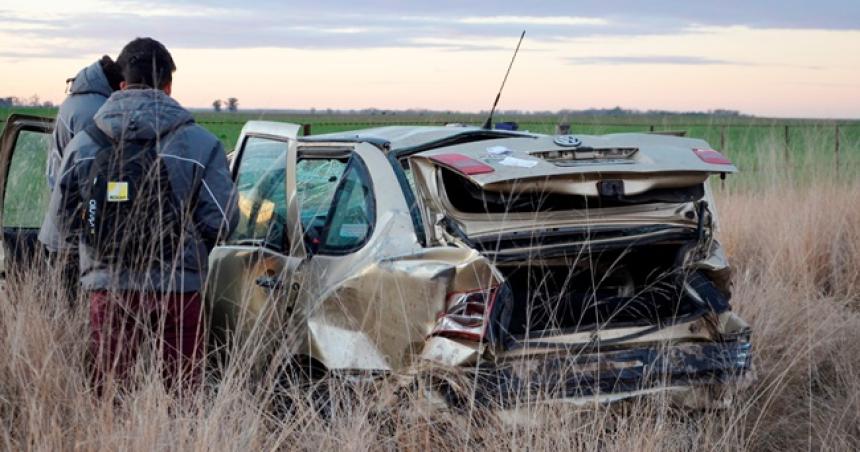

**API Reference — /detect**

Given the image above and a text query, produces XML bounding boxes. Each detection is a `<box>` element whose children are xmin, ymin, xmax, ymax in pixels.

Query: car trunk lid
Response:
<box><xmin>414</xmin><ymin>132</ymin><xmax>736</xmax><ymax>188</ymax></box>
<box><xmin>410</xmin><ymin>132</ymin><xmax>729</xmax><ymax>254</ymax></box>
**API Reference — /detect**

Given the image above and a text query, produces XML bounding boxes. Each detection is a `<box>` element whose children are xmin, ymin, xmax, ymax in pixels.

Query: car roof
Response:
<box><xmin>301</xmin><ymin>125</ymin><xmax>534</xmax><ymax>154</ymax></box>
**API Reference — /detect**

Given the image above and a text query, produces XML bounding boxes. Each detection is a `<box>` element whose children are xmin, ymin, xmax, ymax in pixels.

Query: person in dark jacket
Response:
<box><xmin>40</xmin><ymin>57</ymin><xmax>122</xmax><ymax>304</ymax></box>
<box><xmin>40</xmin><ymin>38</ymin><xmax>238</xmax><ymax>393</ymax></box>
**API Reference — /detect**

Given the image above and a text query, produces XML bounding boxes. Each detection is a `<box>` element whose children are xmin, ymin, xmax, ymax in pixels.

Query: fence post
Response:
<box><xmin>556</xmin><ymin>123</ymin><xmax>571</xmax><ymax>135</ymax></box>
<box><xmin>784</xmin><ymin>125</ymin><xmax>790</xmax><ymax>163</ymax></box>
<box><xmin>835</xmin><ymin>124</ymin><xmax>840</xmax><ymax>176</ymax></box>
<box><xmin>719</xmin><ymin>125</ymin><xmax>726</xmax><ymax>150</ymax></box>
<box><xmin>302</xmin><ymin>124</ymin><xmax>312</xmax><ymax>136</ymax></box>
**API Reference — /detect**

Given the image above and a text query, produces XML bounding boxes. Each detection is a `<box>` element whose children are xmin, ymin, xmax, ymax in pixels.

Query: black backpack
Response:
<box><xmin>80</xmin><ymin>123</ymin><xmax>187</xmax><ymax>268</ymax></box>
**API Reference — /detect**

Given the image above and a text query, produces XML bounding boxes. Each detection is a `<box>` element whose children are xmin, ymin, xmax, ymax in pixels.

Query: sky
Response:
<box><xmin>1</xmin><ymin>0</ymin><xmax>859</xmax><ymax>118</ymax></box>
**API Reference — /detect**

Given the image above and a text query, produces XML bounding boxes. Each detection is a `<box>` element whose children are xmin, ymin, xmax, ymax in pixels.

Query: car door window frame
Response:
<box><xmin>0</xmin><ymin>115</ymin><xmax>54</xmax><ymax>274</ymax></box>
<box><xmin>0</xmin><ymin>115</ymin><xmax>54</xmax><ymax>227</ymax></box>
<box><xmin>294</xmin><ymin>155</ymin><xmax>349</xmax><ymax>251</ymax></box>
<box><xmin>229</xmin><ymin>133</ymin><xmax>291</xmax><ymax>252</ymax></box>
<box><xmin>231</xmin><ymin>133</ymin><xmax>293</xmax><ymax>180</ymax></box>
<box><xmin>391</xmin><ymin>154</ymin><xmax>427</xmax><ymax>246</ymax></box>
<box><xmin>314</xmin><ymin>153</ymin><xmax>376</xmax><ymax>256</ymax></box>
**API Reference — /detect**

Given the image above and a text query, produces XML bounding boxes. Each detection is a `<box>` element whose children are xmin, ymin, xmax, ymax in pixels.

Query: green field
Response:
<box><xmin>4</xmin><ymin>106</ymin><xmax>859</xmax><ymax>181</ymax></box>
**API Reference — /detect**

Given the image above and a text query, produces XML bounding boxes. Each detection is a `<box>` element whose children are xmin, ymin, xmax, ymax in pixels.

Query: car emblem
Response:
<box><xmin>554</xmin><ymin>135</ymin><xmax>582</xmax><ymax>147</ymax></box>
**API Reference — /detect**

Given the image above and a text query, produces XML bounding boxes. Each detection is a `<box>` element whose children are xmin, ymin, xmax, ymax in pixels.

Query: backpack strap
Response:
<box><xmin>82</xmin><ymin>122</ymin><xmax>115</xmax><ymax>152</ymax></box>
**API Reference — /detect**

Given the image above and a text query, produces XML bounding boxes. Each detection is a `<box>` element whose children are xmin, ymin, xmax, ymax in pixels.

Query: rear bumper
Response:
<box><xmin>473</xmin><ymin>338</ymin><xmax>752</xmax><ymax>408</ymax></box>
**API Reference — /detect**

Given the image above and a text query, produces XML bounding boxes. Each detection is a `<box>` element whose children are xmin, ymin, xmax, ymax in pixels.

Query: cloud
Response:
<box><xmin>564</xmin><ymin>55</ymin><xmax>826</xmax><ymax>71</ymax></box>
<box><xmin>0</xmin><ymin>9</ymin><xmax>622</xmax><ymax>59</ymax></box>
<box><xmin>106</xmin><ymin>0</ymin><xmax>860</xmax><ymax>31</ymax></box>
<box><xmin>458</xmin><ymin>16</ymin><xmax>608</xmax><ymax>26</ymax></box>
<box><xmin>0</xmin><ymin>50</ymin><xmax>84</xmax><ymax>60</ymax></box>
<box><xmin>1</xmin><ymin>0</ymin><xmax>858</xmax><ymax>60</ymax></box>
<box><xmin>567</xmin><ymin>55</ymin><xmax>742</xmax><ymax>66</ymax></box>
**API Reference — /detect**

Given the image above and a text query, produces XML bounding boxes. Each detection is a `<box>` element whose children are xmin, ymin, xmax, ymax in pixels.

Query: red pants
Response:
<box><xmin>89</xmin><ymin>290</ymin><xmax>204</xmax><ymax>394</ymax></box>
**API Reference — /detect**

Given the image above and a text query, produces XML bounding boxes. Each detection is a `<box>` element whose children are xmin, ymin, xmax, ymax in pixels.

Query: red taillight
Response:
<box><xmin>430</xmin><ymin>153</ymin><xmax>494</xmax><ymax>175</ymax></box>
<box><xmin>693</xmin><ymin>148</ymin><xmax>732</xmax><ymax>165</ymax></box>
<box><xmin>431</xmin><ymin>287</ymin><xmax>498</xmax><ymax>342</ymax></box>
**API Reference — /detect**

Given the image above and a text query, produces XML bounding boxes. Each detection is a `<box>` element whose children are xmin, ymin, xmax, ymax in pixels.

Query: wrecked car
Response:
<box><xmin>0</xmin><ymin>115</ymin><xmax>752</xmax><ymax>408</ymax></box>
<box><xmin>209</xmin><ymin>121</ymin><xmax>753</xmax><ymax>408</ymax></box>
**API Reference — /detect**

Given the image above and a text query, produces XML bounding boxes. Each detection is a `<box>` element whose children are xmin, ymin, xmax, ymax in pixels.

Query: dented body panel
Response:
<box><xmin>303</xmin><ymin>247</ymin><xmax>498</xmax><ymax>370</ymax></box>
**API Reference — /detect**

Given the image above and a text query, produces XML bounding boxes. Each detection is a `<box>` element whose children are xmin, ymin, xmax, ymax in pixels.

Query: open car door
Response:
<box><xmin>206</xmin><ymin>121</ymin><xmax>305</xmax><ymax>360</ymax></box>
<box><xmin>0</xmin><ymin>114</ymin><xmax>54</xmax><ymax>282</ymax></box>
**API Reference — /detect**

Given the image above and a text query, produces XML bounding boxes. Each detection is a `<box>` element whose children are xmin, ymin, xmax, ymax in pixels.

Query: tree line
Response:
<box><xmin>212</xmin><ymin>98</ymin><xmax>239</xmax><ymax>112</ymax></box>
<box><xmin>0</xmin><ymin>95</ymin><xmax>55</xmax><ymax>108</ymax></box>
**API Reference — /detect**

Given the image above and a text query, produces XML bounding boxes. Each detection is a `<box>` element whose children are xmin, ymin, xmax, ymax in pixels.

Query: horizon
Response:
<box><xmin>1</xmin><ymin>1</ymin><xmax>859</xmax><ymax>119</ymax></box>
<box><xmin>6</xmin><ymin>103</ymin><xmax>832</xmax><ymax>122</ymax></box>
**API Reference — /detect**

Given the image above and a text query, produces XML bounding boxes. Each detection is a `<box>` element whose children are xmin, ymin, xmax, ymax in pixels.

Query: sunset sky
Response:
<box><xmin>1</xmin><ymin>1</ymin><xmax>859</xmax><ymax>118</ymax></box>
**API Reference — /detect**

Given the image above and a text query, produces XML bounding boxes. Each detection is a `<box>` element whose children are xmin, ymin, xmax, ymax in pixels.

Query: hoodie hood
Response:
<box><xmin>68</xmin><ymin>61</ymin><xmax>113</xmax><ymax>98</ymax></box>
<box><xmin>93</xmin><ymin>89</ymin><xmax>194</xmax><ymax>141</ymax></box>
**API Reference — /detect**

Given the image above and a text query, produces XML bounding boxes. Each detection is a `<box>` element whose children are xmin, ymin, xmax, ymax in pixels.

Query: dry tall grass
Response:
<box><xmin>2</xmin><ymin>147</ymin><xmax>859</xmax><ymax>451</ymax></box>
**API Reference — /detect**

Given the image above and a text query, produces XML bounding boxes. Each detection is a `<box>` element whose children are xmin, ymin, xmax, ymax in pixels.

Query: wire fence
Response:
<box><xmin>2</xmin><ymin>115</ymin><xmax>856</xmax><ymax>165</ymax></box>
<box><xmin>190</xmin><ymin>119</ymin><xmax>854</xmax><ymax>158</ymax></box>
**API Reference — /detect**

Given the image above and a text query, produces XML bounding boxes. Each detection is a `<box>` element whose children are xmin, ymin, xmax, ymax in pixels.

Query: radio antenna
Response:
<box><xmin>482</xmin><ymin>30</ymin><xmax>525</xmax><ymax>130</ymax></box>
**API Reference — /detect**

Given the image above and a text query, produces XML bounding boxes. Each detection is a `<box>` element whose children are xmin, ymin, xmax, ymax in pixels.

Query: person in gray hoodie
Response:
<box><xmin>40</xmin><ymin>57</ymin><xmax>122</xmax><ymax>303</ymax></box>
<box><xmin>47</xmin><ymin>56</ymin><xmax>123</xmax><ymax>189</ymax></box>
<box><xmin>40</xmin><ymin>38</ymin><xmax>238</xmax><ymax>392</ymax></box>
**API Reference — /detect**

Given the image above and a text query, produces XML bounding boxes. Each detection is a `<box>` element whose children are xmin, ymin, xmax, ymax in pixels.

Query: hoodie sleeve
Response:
<box><xmin>39</xmin><ymin>137</ymin><xmax>84</xmax><ymax>251</ymax></box>
<box><xmin>46</xmin><ymin>114</ymin><xmax>71</xmax><ymax>190</ymax></box>
<box><xmin>194</xmin><ymin>140</ymin><xmax>239</xmax><ymax>244</ymax></box>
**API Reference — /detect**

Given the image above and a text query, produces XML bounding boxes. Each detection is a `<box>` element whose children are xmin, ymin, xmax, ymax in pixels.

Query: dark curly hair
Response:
<box><xmin>116</xmin><ymin>37</ymin><xmax>176</xmax><ymax>90</ymax></box>
<box><xmin>99</xmin><ymin>55</ymin><xmax>123</xmax><ymax>91</ymax></box>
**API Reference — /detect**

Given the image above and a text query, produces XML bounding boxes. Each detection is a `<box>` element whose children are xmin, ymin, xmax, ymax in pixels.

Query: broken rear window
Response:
<box><xmin>439</xmin><ymin>168</ymin><xmax>705</xmax><ymax>214</ymax></box>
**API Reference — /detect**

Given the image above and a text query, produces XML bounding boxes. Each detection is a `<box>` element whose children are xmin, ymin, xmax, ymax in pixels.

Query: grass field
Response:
<box><xmin>1</xmin><ymin>105</ymin><xmax>860</xmax><ymax>449</ymax></box>
<box><xmin>2</xmin><ymin>144</ymin><xmax>858</xmax><ymax>450</ymax></box>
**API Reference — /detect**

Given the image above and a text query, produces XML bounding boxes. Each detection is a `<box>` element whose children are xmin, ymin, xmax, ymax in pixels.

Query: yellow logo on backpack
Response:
<box><xmin>107</xmin><ymin>181</ymin><xmax>129</xmax><ymax>202</ymax></box>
